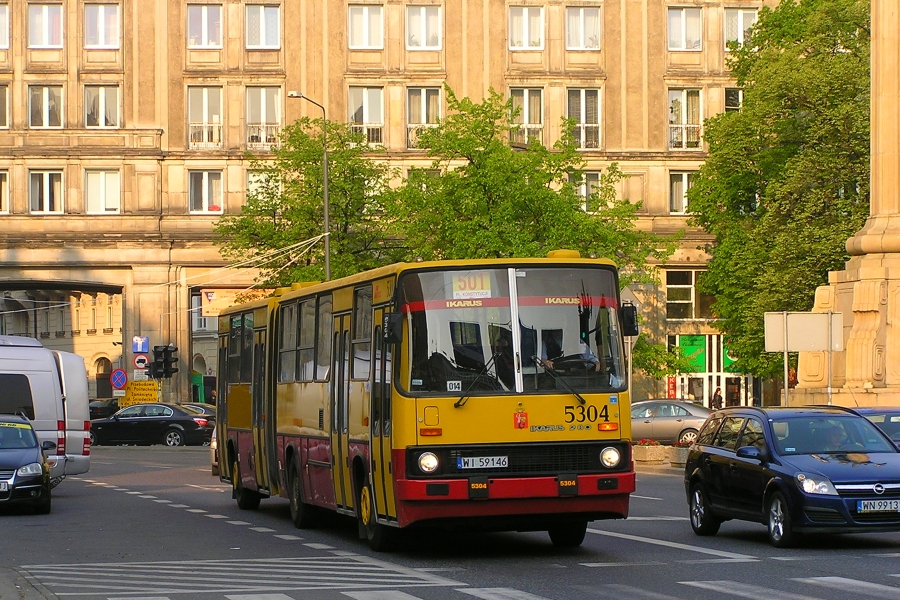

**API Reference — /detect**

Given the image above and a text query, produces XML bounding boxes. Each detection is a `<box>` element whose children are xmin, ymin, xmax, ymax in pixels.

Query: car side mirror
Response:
<box><xmin>41</xmin><ymin>440</ymin><xmax>57</xmax><ymax>452</ymax></box>
<box><xmin>620</xmin><ymin>303</ymin><xmax>639</xmax><ymax>337</ymax></box>
<box><xmin>736</xmin><ymin>445</ymin><xmax>764</xmax><ymax>461</ymax></box>
<box><xmin>383</xmin><ymin>312</ymin><xmax>403</xmax><ymax>344</ymax></box>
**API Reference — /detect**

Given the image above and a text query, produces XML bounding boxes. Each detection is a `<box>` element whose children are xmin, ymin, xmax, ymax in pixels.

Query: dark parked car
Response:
<box><xmin>90</xmin><ymin>403</ymin><xmax>214</xmax><ymax>447</ymax></box>
<box><xmin>631</xmin><ymin>400</ymin><xmax>711</xmax><ymax>444</ymax></box>
<box><xmin>0</xmin><ymin>416</ymin><xmax>54</xmax><ymax>514</ymax></box>
<box><xmin>89</xmin><ymin>398</ymin><xmax>119</xmax><ymax>420</ymax></box>
<box><xmin>685</xmin><ymin>405</ymin><xmax>900</xmax><ymax>547</ymax></box>
<box><xmin>855</xmin><ymin>407</ymin><xmax>900</xmax><ymax>443</ymax></box>
<box><xmin>183</xmin><ymin>403</ymin><xmax>216</xmax><ymax>421</ymax></box>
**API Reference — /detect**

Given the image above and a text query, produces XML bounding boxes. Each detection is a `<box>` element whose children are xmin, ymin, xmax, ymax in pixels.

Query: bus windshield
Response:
<box><xmin>400</xmin><ymin>266</ymin><xmax>626</xmax><ymax>396</ymax></box>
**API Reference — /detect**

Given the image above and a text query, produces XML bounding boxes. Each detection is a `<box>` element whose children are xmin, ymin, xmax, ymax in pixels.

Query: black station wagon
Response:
<box><xmin>684</xmin><ymin>406</ymin><xmax>900</xmax><ymax>547</ymax></box>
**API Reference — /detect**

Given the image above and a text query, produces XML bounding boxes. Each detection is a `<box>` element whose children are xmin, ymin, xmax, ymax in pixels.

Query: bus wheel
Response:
<box><xmin>232</xmin><ymin>459</ymin><xmax>260</xmax><ymax>510</ymax></box>
<box><xmin>357</xmin><ymin>480</ymin><xmax>398</xmax><ymax>552</ymax></box>
<box><xmin>548</xmin><ymin>521</ymin><xmax>588</xmax><ymax>547</ymax></box>
<box><xmin>288</xmin><ymin>460</ymin><xmax>317</xmax><ymax>529</ymax></box>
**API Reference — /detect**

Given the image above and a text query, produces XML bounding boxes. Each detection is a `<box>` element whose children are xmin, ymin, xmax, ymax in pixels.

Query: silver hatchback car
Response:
<box><xmin>631</xmin><ymin>400</ymin><xmax>711</xmax><ymax>444</ymax></box>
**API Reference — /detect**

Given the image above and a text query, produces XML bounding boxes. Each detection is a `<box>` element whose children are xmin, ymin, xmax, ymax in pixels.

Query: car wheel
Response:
<box><xmin>89</xmin><ymin>431</ymin><xmax>99</xmax><ymax>446</ymax></box>
<box><xmin>232</xmin><ymin>458</ymin><xmax>260</xmax><ymax>510</ymax></box>
<box><xmin>678</xmin><ymin>428</ymin><xmax>699</xmax><ymax>444</ymax></box>
<box><xmin>548</xmin><ymin>521</ymin><xmax>588</xmax><ymax>547</ymax></box>
<box><xmin>34</xmin><ymin>488</ymin><xmax>51</xmax><ymax>515</ymax></box>
<box><xmin>288</xmin><ymin>460</ymin><xmax>317</xmax><ymax>529</ymax></box>
<box><xmin>164</xmin><ymin>429</ymin><xmax>185</xmax><ymax>447</ymax></box>
<box><xmin>357</xmin><ymin>477</ymin><xmax>398</xmax><ymax>552</ymax></box>
<box><xmin>689</xmin><ymin>483</ymin><xmax>721</xmax><ymax>536</ymax></box>
<box><xmin>767</xmin><ymin>491</ymin><xmax>798</xmax><ymax>548</ymax></box>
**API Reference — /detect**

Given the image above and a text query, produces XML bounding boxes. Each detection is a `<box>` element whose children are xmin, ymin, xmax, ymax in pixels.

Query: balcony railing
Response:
<box><xmin>351</xmin><ymin>124</ymin><xmax>384</xmax><ymax>146</ymax></box>
<box><xmin>246</xmin><ymin>124</ymin><xmax>280</xmax><ymax>150</ymax></box>
<box><xmin>668</xmin><ymin>124</ymin><xmax>702</xmax><ymax>150</ymax></box>
<box><xmin>406</xmin><ymin>124</ymin><xmax>437</xmax><ymax>149</ymax></box>
<box><xmin>509</xmin><ymin>124</ymin><xmax>544</xmax><ymax>147</ymax></box>
<box><xmin>189</xmin><ymin>123</ymin><xmax>223</xmax><ymax>149</ymax></box>
<box><xmin>573</xmin><ymin>124</ymin><xmax>600</xmax><ymax>149</ymax></box>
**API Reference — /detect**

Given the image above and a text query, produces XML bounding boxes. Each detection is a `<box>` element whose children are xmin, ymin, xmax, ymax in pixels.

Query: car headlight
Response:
<box><xmin>600</xmin><ymin>446</ymin><xmax>621</xmax><ymax>468</ymax></box>
<box><xmin>17</xmin><ymin>462</ymin><xmax>43</xmax><ymax>477</ymax></box>
<box><xmin>418</xmin><ymin>452</ymin><xmax>439</xmax><ymax>474</ymax></box>
<box><xmin>796</xmin><ymin>473</ymin><xmax>837</xmax><ymax>495</ymax></box>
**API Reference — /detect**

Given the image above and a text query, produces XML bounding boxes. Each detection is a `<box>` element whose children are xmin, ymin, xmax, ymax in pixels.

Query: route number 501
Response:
<box><xmin>564</xmin><ymin>405</ymin><xmax>609</xmax><ymax>423</ymax></box>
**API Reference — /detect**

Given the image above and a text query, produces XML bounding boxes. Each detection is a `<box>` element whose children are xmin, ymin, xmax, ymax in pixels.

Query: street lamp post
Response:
<box><xmin>287</xmin><ymin>91</ymin><xmax>330</xmax><ymax>281</ymax></box>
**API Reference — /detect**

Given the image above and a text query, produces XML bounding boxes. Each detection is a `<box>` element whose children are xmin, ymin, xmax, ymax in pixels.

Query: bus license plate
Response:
<box><xmin>858</xmin><ymin>499</ymin><xmax>900</xmax><ymax>513</ymax></box>
<box><xmin>458</xmin><ymin>456</ymin><xmax>508</xmax><ymax>469</ymax></box>
<box><xmin>0</xmin><ymin>482</ymin><xmax>7</xmax><ymax>492</ymax></box>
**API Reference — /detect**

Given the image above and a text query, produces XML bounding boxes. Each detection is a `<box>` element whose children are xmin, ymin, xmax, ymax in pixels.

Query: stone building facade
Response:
<box><xmin>0</xmin><ymin>0</ymin><xmax>774</xmax><ymax>405</ymax></box>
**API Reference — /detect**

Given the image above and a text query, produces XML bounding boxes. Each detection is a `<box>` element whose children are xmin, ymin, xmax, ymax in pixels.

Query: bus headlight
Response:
<box><xmin>600</xmin><ymin>447</ymin><xmax>621</xmax><ymax>468</ymax></box>
<box><xmin>418</xmin><ymin>452</ymin><xmax>439</xmax><ymax>474</ymax></box>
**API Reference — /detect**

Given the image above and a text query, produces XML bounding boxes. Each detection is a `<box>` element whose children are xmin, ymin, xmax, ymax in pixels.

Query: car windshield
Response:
<box><xmin>771</xmin><ymin>415</ymin><xmax>897</xmax><ymax>455</ymax></box>
<box><xmin>399</xmin><ymin>266</ymin><xmax>626</xmax><ymax>396</ymax></box>
<box><xmin>860</xmin><ymin>412</ymin><xmax>900</xmax><ymax>441</ymax></box>
<box><xmin>0</xmin><ymin>423</ymin><xmax>38</xmax><ymax>449</ymax></box>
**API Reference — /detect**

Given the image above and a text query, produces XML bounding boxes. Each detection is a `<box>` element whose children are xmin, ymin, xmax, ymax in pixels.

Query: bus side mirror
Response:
<box><xmin>621</xmin><ymin>303</ymin><xmax>639</xmax><ymax>337</ymax></box>
<box><xmin>383</xmin><ymin>312</ymin><xmax>403</xmax><ymax>344</ymax></box>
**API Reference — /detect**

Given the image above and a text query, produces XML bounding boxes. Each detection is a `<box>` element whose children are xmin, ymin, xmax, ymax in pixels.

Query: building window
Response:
<box><xmin>189</xmin><ymin>171</ymin><xmax>223</xmax><ymax>213</ymax></box>
<box><xmin>348</xmin><ymin>5</ymin><xmax>383</xmax><ymax>49</ymax></box>
<box><xmin>565</xmin><ymin>6</ymin><xmax>599</xmax><ymax>50</ymax></box>
<box><xmin>0</xmin><ymin>171</ymin><xmax>8</xmax><ymax>213</ymax></box>
<box><xmin>187</xmin><ymin>4</ymin><xmax>222</xmax><ymax>48</ymax></box>
<box><xmin>85</xmin><ymin>170</ymin><xmax>120</xmax><ymax>213</ymax></box>
<box><xmin>191</xmin><ymin>294</ymin><xmax>210</xmax><ymax>332</ymax></box>
<box><xmin>666</xmin><ymin>270</ymin><xmax>714</xmax><ymax>320</ymax></box>
<box><xmin>246</xmin><ymin>87</ymin><xmax>280</xmax><ymax>149</ymax></box>
<box><xmin>667</xmin><ymin>7</ymin><xmax>701</xmax><ymax>51</ymax></box>
<box><xmin>246</xmin><ymin>4</ymin><xmax>279</xmax><ymax>49</ymax></box>
<box><xmin>29</xmin><ymin>171</ymin><xmax>63</xmax><ymax>213</ymax></box>
<box><xmin>669</xmin><ymin>171</ymin><xmax>696</xmax><ymax>214</ymax></box>
<box><xmin>725</xmin><ymin>8</ymin><xmax>757</xmax><ymax>49</ymax></box>
<box><xmin>349</xmin><ymin>86</ymin><xmax>384</xmax><ymax>145</ymax></box>
<box><xmin>668</xmin><ymin>88</ymin><xmax>701</xmax><ymax>150</ymax></box>
<box><xmin>85</xmin><ymin>4</ymin><xmax>119</xmax><ymax>49</ymax></box>
<box><xmin>725</xmin><ymin>88</ymin><xmax>743</xmax><ymax>112</ymax></box>
<box><xmin>0</xmin><ymin>4</ymin><xmax>9</xmax><ymax>49</ymax></box>
<box><xmin>0</xmin><ymin>84</ymin><xmax>7</xmax><ymax>128</ymax></box>
<box><xmin>571</xmin><ymin>171</ymin><xmax>600</xmax><ymax>212</ymax></box>
<box><xmin>567</xmin><ymin>88</ymin><xmax>600</xmax><ymax>149</ymax></box>
<box><xmin>85</xmin><ymin>86</ymin><xmax>118</xmax><ymax>128</ymax></box>
<box><xmin>29</xmin><ymin>85</ymin><xmax>62</xmax><ymax>128</ymax></box>
<box><xmin>510</xmin><ymin>88</ymin><xmax>543</xmax><ymax>145</ymax></box>
<box><xmin>188</xmin><ymin>86</ymin><xmax>223</xmax><ymax>149</ymax></box>
<box><xmin>407</xmin><ymin>87</ymin><xmax>439</xmax><ymax>149</ymax></box>
<box><xmin>406</xmin><ymin>5</ymin><xmax>440</xmax><ymax>50</ymax></box>
<box><xmin>509</xmin><ymin>6</ymin><xmax>543</xmax><ymax>50</ymax></box>
<box><xmin>28</xmin><ymin>4</ymin><xmax>63</xmax><ymax>48</ymax></box>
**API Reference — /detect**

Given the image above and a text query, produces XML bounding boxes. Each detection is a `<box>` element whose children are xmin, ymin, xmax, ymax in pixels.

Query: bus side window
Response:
<box><xmin>316</xmin><ymin>295</ymin><xmax>333</xmax><ymax>381</ymax></box>
<box><xmin>372</xmin><ymin>326</ymin><xmax>382</xmax><ymax>437</ymax></box>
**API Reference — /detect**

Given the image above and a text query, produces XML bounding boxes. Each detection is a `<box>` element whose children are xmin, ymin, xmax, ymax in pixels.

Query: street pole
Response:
<box><xmin>287</xmin><ymin>91</ymin><xmax>330</xmax><ymax>281</ymax></box>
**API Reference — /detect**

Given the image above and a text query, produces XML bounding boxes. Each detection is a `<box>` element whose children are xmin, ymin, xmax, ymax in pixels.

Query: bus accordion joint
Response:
<box><xmin>598</xmin><ymin>422</ymin><xmax>619</xmax><ymax>431</ymax></box>
<box><xmin>419</xmin><ymin>428</ymin><xmax>442</xmax><ymax>437</ymax></box>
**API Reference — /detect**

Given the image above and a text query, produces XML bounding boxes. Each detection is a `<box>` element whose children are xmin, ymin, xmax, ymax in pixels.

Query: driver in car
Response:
<box><xmin>540</xmin><ymin>339</ymin><xmax>602</xmax><ymax>371</ymax></box>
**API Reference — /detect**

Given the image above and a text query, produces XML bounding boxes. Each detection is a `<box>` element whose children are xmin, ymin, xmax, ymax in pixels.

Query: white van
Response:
<box><xmin>0</xmin><ymin>335</ymin><xmax>91</xmax><ymax>483</ymax></box>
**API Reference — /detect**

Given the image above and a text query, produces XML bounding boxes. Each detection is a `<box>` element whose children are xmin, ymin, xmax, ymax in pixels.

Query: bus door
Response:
<box><xmin>251</xmin><ymin>328</ymin><xmax>270</xmax><ymax>494</ymax></box>
<box><xmin>371</xmin><ymin>308</ymin><xmax>397</xmax><ymax>520</ymax></box>
<box><xmin>331</xmin><ymin>313</ymin><xmax>353</xmax><ymax>511</ymax></box>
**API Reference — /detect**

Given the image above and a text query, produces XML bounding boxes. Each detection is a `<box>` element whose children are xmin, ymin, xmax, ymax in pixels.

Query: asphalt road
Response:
<box><xmin>1</xmin><ymin>446</ymin><xmax>899</xmax><ymax>600</ymax></box>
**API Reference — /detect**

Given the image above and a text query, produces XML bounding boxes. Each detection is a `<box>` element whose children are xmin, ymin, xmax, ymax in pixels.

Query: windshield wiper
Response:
<box><xmin>531</xmin><ymin>356</ymin><xmax>586</xmax><ymax>405</ymax></box>
<box><xmin>454</xmin><ymin>353</ymin><xmax>499</xmax><ymax>408</ymax></box>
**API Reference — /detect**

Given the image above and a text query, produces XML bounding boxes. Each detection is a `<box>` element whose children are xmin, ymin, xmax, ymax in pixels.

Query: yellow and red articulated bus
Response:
<box><xmin>216</xmin><ymin>251</ymin><xmax>639</xmax><ymax>551</ymax></box>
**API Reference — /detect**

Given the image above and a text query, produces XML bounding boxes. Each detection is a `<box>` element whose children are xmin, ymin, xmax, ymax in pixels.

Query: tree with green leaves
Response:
<box><xmin>688</xmin><ymin>0</ymin><xmax>870</xmax><ymax>377</ymax></box>
<box><xmin>214</xmin><ymin>118</ymin><xmax>404</xmax><ymax>286</ymax></box>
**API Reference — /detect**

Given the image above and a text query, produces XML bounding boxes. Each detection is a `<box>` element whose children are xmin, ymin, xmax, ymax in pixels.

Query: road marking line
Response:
<box><xmin>227</xmin><ymin>521</ymin><xmax>252</xmax><ymax>525</ymax></box>
<box><xmin>626</xmin><ymin>516</ymin><xmax>689</xmax><ymax>521</ymax></box>
<box><xmin>581</xmin><ymin>562</ymin><xmax>666</xmax><ymax>567</ymax></box>
<box><xmin>113</xmin><ymin>488</ymin><xmax>129</xmax><ymax>491</ymax></box>
<box><xmin>631</xmin><ymin>495</ymin><xmax>663</xmax><ymax>500</ymax></box>
<box><xmin>274</xmin><ymin>535</ymin><xmax>303</xmax><ymax>540</ymax></box>
<box><xmin>226</xmin><ymin>595</ymin><xmax>295</xmax><ymax>600</ymax></box>
<box><xmin>304</xmin><ymin>543</ymin><xmax>334</xmax><ymax>549</ymax></box>
<box><xmin>795</xmin><ymin>577</ymin><xmax>900</xmax><ymax>598</ymax></box>
<box><xmin>204</xmin><ymin>514</ymin><xmax>229</xmax><ymax>519</ymax></box>
<box><xmin>153</xmin><ymin>500</ymin><xmax>171</xmax><ymax>504</ymax></box>
<box><xmin>186</xmin><ymin>509</ymin><xmax>207</xmax><ymax>513</ymax></box>
<box><xmin>168</xmin><ymin>504</ymin><xmax>189</xmax><ymax>508</ymax></box>
<box><xmin>138</xmin><ymin>495</ymin><xmax>157</xmax><ymax>499</ymax></box>
<box><xmin>249</xmin><ymin>527</ymin><xmax>276</xmax><ymax>532</ymax></box>
<box><xmin>682</xmin><ymin>580</ymin><xmax>826</xmax><ymax>600</ymax></box>
<box><xmin>125</xmin><ymin>491</ymin><xmax>142</xmax><ymax>495</ymax></box>
<box><xmin>342</xmin><ymin>592</ymin><xmax>424</xmax><ymax>599</ymax></box>
<box><xmin>586</xmin><ymin>529</ymin><xmax>756</xmax><ymax>559</ymax></box>
<box><xmin>458</xmin><ymin>588</ymin><xmax>551</xmax><ymax>600</ymax></box>
<box><xmin>598</xmin><ymin>583</ymin><xmax>688</xmax><ymax>600</ymax></box>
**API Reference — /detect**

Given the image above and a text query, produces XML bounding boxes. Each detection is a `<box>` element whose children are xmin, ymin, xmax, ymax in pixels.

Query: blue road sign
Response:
<box><xmin>111</xmin><ymin>368</ymin><xmax>128</xmax><ymax>390</ymax></box>
<box><xmin>132</xmin><ymin>336</ymin><xmax>149</xmax><ymax>354</ymax></box>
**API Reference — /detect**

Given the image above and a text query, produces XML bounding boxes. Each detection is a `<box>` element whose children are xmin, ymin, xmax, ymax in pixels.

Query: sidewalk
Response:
<box><xmin>0</xmin><ymin>567</ymin><xmax>51</xmax><ymax>600</ymax></box>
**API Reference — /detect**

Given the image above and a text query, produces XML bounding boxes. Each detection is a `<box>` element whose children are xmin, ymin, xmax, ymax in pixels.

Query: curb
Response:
<box><xmin>634</xmin><ymin>462</ymin><xmax>685</xmax><ymax>476</ymax></box>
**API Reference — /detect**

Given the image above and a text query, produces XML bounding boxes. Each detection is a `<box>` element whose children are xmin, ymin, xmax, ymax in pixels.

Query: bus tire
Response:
<box><xmin>232</xmin><ymin>458</ymin><xmax>261</xmax><ymax>511</ymax></box>
<box><xmin>288</xmin><ymin>460</ymin><xmax>317</xmax><ymax>529</ymax></box>
<box><xmin>357</xmin><ymin>479</ymin><xmax>398</xmax><ymax>552</ymax></box>
<box><xmin>547</xmin><ymin>521</ymin><xmax>587</xmax><ymax>547</ymax></box>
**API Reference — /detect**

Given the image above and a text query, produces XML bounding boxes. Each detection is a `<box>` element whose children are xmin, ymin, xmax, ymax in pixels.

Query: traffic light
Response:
<box><xmin>162</xmin><ymin>345</ymin><xmax>179</xmax><ymax>378</ymax></box>
<box><xmin>150</xmin><ymin>346</ymin><xmax>167</xmax><ymax>379</ymax></box>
